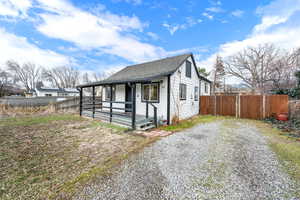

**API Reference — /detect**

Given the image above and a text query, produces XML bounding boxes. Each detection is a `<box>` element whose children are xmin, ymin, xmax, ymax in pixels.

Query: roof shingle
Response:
<box><xmin>77</xmin><ymin>53</ymin><xmax>210</xmax><ymax>87</ymax></box>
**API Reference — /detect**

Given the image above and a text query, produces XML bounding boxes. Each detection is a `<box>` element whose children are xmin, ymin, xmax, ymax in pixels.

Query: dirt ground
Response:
<box><xmin>0</xmin><ymin>114</ymin><xmax>151</xmax><ymax>200</ymax></box>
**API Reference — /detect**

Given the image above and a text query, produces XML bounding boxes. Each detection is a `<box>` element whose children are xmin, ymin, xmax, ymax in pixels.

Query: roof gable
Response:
<box><xmin>105</xmin><ymin>53</ymin><xmax>191</xmax><ymax>83</ymax></box>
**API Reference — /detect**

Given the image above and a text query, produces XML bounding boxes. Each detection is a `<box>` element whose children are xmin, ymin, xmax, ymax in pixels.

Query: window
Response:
<box><xmin>142</xmin><ymin>83</ymin><xmax>159</xmax><ymax>102</ymax></box>
<box><xmin>180</xmin><ymin>84</ymin><xmax>187</xmax><ymax>100</ymax></box>
<box><xmin>205</xmin><ymin>83</ymin><xmax>208</xmax><ymax>93</ymax></box>
<box><xmin>105</xmin><ymin>86</ymin><xmax>116</xmax><ymax>101</ymax></box>
<box><xmin>186</xmin><ymin>60</ymin><xmax>192</xmax><ymax>78</ymax></box>
<box><xmin>45</xmin><ymin>94</ymin><xmax>52</xmax><ymax>97</ymax></box>
<box><xmin>194</xmin><ymin>86</ymin><xmax>199</xmax><ymax>101</ymax></box>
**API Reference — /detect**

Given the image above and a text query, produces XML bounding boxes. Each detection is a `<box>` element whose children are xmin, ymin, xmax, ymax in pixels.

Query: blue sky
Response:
<box><xmin>0</xmin><ymin>0</ymin><xmax>300</xmax><ymax>79</ymax></box>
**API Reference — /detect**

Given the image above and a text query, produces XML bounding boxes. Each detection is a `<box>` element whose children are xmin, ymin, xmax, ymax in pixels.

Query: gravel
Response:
<box><xmin>75</xmin><ymin>120</ymin><xmax>300</xmax><ymax>200</ymax></box>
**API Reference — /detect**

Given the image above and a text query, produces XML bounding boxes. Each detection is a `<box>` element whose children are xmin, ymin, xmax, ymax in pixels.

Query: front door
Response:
<box><xmin>125</xmin><ymin>84</ymin><xmax>132</xmax><ymax>112</ymax></box>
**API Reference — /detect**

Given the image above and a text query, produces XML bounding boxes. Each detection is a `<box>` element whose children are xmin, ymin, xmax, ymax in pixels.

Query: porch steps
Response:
<box><xmin>136</xmin><ymin>120</ymin><xmax>155</xmax><ymax>130</ymax></box>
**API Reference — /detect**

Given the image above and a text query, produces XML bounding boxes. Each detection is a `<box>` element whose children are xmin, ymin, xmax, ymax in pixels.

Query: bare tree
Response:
<box><xmin>42</xmin><ymin>66</ymin><xmax>79</xmax><ymax>88</ymax></box>
<box><xmin>0</xmin><ymin>69</ymin><xmax>12</xmax><ymax>97</ymax></box>
<box><xmin>225</xmin><ymin>44</ymin><xmax>279</xmax><ymax>94</ymax></box>
<box><xmin>269</xmin><ymin>49</ymin><xmax>299</xmax><ymax>90</ymax></box>
<box><xmin>6</xmin><ymin>61</ymin><xmax>40</xmax><ymax>91</ymax></box>
<box><xmin>212</xmin><ymin>55</ymin><xmax>225</xmax><ymax>94</ymax></box>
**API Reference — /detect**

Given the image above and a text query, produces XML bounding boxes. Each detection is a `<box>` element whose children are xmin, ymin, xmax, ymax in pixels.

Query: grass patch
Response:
<box><xmin>160</xmin><ymin>115</ymin><xmax>230</xmax><ymax>132</ymax></box>
<box><xmin>0</xmin><ymin>114</ymin><xmax>155</xmax><ymax>200</ymax></box>
<box><xmin>89</xmin><ymin>120</ymin><xmax>128</xmax><ymax>132</ymax></box>
<box><xmin>252</xmin><ymin>121</ymin><xmax>300</xmax><ymax>186</ymax></box>
<box><xmin>0</xmin><ymin>114</ymin><xmax>83</xmax><ymax>127</ymax></box>
<box><xmin>57</xmin><ymin>137</ymin><xmax>158</xmax><ymax>199</ymax></box>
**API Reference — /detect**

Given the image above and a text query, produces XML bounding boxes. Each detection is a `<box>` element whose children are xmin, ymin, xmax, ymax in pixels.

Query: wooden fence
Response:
<box><xmin>200</xmin><ymin>95</ymin><xmax>288</xmax><ymax>119</ymax></box>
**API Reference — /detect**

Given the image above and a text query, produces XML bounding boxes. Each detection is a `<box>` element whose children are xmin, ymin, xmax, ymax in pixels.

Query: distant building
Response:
<box><xmin>30</xmin><ymin>87</ymin><xmax>79</xmax><ymax>97</ymax></box>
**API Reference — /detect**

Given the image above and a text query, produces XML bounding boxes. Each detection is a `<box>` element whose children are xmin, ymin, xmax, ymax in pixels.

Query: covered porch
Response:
<box><xmin>77</xmin><ymin>78</ymin><xmax>170</xmax><ymax>130</ymax></box>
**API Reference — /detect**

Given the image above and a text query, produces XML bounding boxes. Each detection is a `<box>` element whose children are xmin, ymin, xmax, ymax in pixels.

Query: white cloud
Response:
<box><xmin>199</xmin><ymin>0</ymin><xmax>300</xmax><ymax>83</ymax></box>
<box><xmin>33</xmin><ymin>0</ymin><xmax>165</xmax><ymax>63</ymax></box>
<box><xmin>210</xmin><ymin>1</ymin><xmax>222</xmax><ymax>6</ymax></box>
<box><xmin>202</xmin><ymin>12</ymin><xmax>214</xmax><ymax>20</ymax></box>
<box><xmin>0</xmin><ymin>28</ymin><xmax>71</xmax><ymax>68</ymax></box>
<box><xmin>162</xmin><ymin>23</ymin><xmax>184</xmax><ymax>35</ymax></box>
<box><xmin>0</xmin><ymin>0</ymin><xmax>31</xmax><ymax>18</ymax></box>
<box><xmin>147</xmin><ymin>32</ymin><xmax>159</xmax><ymax>40</ymax></box>
<box><xmin>231</xmin><ymin>9</ymin><xmax>244</xmax><ymax>18</ymax></box>
<box><xmin>205</xmin><ymin>7</ymin><xmax>224</xmax><ymax>13</ymax></box>
<box><xmin>162</xmin><ymin>17</ymin><xmax>202</xmax><ymax>35</ymax></box>
<box><xmin>112</xmin><ymin>0</ymin><xmax>142</xmax><ymax>5</ymax></box>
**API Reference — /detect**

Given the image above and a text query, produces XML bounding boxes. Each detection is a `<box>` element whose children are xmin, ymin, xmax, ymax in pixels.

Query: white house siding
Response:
<box><xmin>101</xmin><ymin>57</ymin><xmax>207</xmax><ymax>123</ymax></box>
<box><xmin>101</xmin><ymin>80</ymin><xmax>168</xmax><ymax>121</ymax></box>
<box><xmin>200</xmin><ymin>80</ymin><xmax>211</xmax><ymax>96</ymax></box>
<box><xmin>135</xmin><ymin>77</ymin><xmax>168</xmax><ymax>122</ymax></box>
<box><xmin>102</xmin><ymin>84</ymin><xmax>125</xmax><ymax>112</ymax></box>
<box><xmin>170</xmin><ymin>56</ymin><xmax>200</xmax><ymax>121</ymax></box>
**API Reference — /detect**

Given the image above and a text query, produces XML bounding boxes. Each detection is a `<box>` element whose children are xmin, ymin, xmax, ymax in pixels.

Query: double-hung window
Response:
<box><xmin>194</xmin><ymin>86</ymin><xmax>199</xmax><ymax>101</ymax></box>
<box><xmin>142</xmin><ymin>83</ymin><xmax>159</xmax><ymax>102</ymax></box>
<box><xmin>204</xmin><ymin>83</ymin><xmax>208</xmax><ymax>93</ymax></box>
<box><xmin>186</xmin><ymin>61</ymin><xmax>192</xmax><ymax>78</ymax></box>
<box><xmin>180</xmin><ymin>84</ymin><xmax>187</xmax><ymax>100</ymax></box>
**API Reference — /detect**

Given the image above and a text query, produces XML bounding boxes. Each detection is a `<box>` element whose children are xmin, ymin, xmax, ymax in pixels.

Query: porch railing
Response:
<box><xmin>146</xmin><ymin>102</ymin><xmax>158</xmax><ymax>127</ymax></box>
<box><xmin>81</xmin><ymin>97</ymin><xmax>134</xmax><ymax>124</ymax></box>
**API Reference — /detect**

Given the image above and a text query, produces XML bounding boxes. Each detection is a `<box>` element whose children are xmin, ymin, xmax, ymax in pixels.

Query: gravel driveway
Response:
<box><xmin>76</xmin><ymin>119</ymin><xmax>299</xmax><ymax>200</ymax></box>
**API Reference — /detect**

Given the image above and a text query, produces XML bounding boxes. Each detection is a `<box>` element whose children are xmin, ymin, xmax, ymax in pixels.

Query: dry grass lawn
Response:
<box><xmin>0</xmin><ymin>114</ymin><xmax>154</xmax><ymax>200</ymax></box>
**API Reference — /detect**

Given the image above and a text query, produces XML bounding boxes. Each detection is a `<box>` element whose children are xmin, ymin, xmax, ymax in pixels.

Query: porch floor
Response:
<box><xmin>82</xmin><ymin>109</ymin><xmax>154</xmax><ymax>128</ymax></box>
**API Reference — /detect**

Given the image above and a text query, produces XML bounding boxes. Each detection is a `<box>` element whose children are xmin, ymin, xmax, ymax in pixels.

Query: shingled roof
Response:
<box><xmin>78</xmin><ymin>53</ymin><xmax>210</xmax><ymax>87</ymax></box>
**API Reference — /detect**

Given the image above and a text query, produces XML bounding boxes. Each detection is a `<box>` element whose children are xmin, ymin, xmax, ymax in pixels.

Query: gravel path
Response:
<box><xmin>76</xmin><ymin>120</ymin><xmax>299</xmax><ymax>200</ymax></box>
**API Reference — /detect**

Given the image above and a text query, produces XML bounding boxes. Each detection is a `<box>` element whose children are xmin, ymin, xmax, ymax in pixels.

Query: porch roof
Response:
<box><xmin>77</xmin><ymin>53</ymin><xmax>192</xmax><ymax>88</ymax></box>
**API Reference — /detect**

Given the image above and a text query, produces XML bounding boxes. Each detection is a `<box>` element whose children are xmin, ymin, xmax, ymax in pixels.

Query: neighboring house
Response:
<box><xmin>32</xmin><ymin>87</ymin><xmax>79</xmax><ymax>97</ymax></box>
<box><xmin>77</xmin><ymin>53</ymin><xmax>211</xmax><ymax>130</ymax></box>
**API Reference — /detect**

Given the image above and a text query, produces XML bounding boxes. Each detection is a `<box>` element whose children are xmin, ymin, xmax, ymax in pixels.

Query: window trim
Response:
<box><xmin>179</xmin><ymin>83</ymin><xmax>187</xmax><ymax>100</ymax></box>
<box><xmin>194</xmin><ymin>86</ymin><xmax>199</xmax><ymax>101</ymax></box>
<box><xmin>141</xmin><ymin>82</ymin><xmax>160</xmax><ymax>103</ymax></box>
<box><xmin>185</xmin><ymin>60</ymin><xmax>192</xmax><ymax>78</ymax></box>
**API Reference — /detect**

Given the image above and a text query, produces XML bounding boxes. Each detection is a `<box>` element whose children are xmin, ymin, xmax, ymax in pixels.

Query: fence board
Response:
<box><xmin>200</xmin><ymin>95</ymin><xmax>288</xmax><ymax>120</ymax></box>
<box><xmin>216</xmin><ymin>96</ymin><xmax>236</xmax><ymax>116</ymax></box>
<box><xmin>265</xmin><ymin>95</ymin><xmax>288</xmax><ymax>118</ymax></box>
<box><xmin>240</xmin><ymin>95</ymin><xmax>263</xmax><ymax>119</ymax></box>
<box><xmin>200</xmin><ymin>96</ymin><xmax>215</xmax><ymax>115</ymax></box>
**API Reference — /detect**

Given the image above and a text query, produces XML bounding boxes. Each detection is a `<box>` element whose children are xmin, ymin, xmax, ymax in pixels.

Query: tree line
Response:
<box><xmin>209</xmin><ymin>43</ymin><xmax>300</xmax><ymax>95</ymax></box>
<box><xmin>0</xmin><ymin>61</ymin><xmax>108</xmax><ymax>96</ymax></box>
<box><xmin>1</xmin><ymin>43</ymin><xmax>300</xmax><ymax>97</ymax></box>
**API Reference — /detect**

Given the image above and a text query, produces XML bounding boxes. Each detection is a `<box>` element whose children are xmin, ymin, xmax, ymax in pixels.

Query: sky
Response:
<box><xmin>0</xmin><ymin>0</ymin><xmax>300</xmax><ymax>83</ymax></box>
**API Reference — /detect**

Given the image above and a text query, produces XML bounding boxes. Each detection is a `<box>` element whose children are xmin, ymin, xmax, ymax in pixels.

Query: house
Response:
<box><xmin>77</xmin><ymin>53</ymin><xmax>211</xmax><ymax>130</ymax></box>
<box><xmin>31</xmin><ymin>87</ymin><xmax>79</xmax><ymax>97</ymax></box>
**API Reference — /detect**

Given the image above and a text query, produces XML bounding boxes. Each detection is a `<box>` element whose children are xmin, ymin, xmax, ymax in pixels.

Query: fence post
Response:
<box><xmin>214</xmin><ymin>95</ymin><xmax>217</xmax><ymax>116</ymax></box>
<box><xmin>235</xmin><ymin>95</ymin><xmax>238</xmax><ymax>118</ymax></box>
<box><xmin>262</xmin><ymin>95</ymin><xmax>266</xmax><ymax>119</ymax></box>
<box><xmin>238</xmin><ymin>94</ymin><xmax>241</xmax><ymax>118</ymax></box>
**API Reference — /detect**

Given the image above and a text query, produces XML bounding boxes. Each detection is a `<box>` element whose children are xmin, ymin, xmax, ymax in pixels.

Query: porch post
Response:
<box><xmin>131</xmin><ymin>83</ymin><xmax>136</xmax><ymax>129</ymax></box>
<box><xmin>79</xmin><ymin>87</ymin><xmax>83</xmax><ymax>116</ymax></box>
<box><xmin>167</xmin><ymin>75</ymin><xmax>171</xmax><ymax>125</ymax></box>
<box><xmin>146</xmin><ymin>102</ymin><xmax>149</xmax><ymax>118</ymax></box>
<box><xmin>110</xmin><ymin>85</ymin><xmax>113</xmax><ymax>123</ymax></box>
<box><xmin>92</xmin><ymin>86</ymin><xmax>95</xmax><ymax>118</ymax></box>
